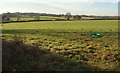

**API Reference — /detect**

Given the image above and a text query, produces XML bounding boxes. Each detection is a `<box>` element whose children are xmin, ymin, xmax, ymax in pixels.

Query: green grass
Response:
<box><xmin>10</xmin><ymin>17</ymin><xmax>34</xmax><ymax>21</ymax></box>
<box><xmin>40</xmin><ymin>16</ymin><xmax>65</xmax><ymax>20</ymax></box>
<box><xmin>2</xmin><ymin>20</ymin><xmax>118</xmax><ymax>32</ymax></box>
<box><xmin>10</xmin><ymin>16</ymin><xmax>65</xmax><ymax>21</ymax></box>
<box><xmin>2</xmin><ymin>20</ymin><xmax>120</xmax><ymax>71</ymax></box>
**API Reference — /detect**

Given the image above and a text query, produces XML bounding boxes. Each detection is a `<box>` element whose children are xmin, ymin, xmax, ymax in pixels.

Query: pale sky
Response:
<box><xmin>0</xmin><ymin>0</ymin><xmax>119</xmax><ymax>16</ymax></box>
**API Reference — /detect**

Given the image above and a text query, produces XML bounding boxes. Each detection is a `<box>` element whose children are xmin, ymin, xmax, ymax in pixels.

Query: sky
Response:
<box><xmin>0</xmin><ymin>0</ymin><xmax>119</xmax><ymax>16</ymax></box>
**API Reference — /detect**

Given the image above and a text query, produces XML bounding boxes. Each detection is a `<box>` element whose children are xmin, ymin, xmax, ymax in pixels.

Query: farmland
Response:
<box><xmin>2</xmin><ymin>20</ymin><xmax>120</xmax><ymax>71</ymax></box>
<box><xmin>4</xmin><ymin>16</ymin><xmax>66</xmax><ymax>22</ymax></box>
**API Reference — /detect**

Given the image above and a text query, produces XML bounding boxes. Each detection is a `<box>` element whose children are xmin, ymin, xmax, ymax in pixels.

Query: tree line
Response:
<box><xmin>1</xmin><ymin>12</ymin><xmax>118</xmax><ymax>23</ymax></box>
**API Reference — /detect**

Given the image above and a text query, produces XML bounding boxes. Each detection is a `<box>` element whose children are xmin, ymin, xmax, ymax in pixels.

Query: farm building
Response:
<box><xmin>81</xmin><ymin>16</ymin><xmax>94</xmax><ymax>20</ymax></box>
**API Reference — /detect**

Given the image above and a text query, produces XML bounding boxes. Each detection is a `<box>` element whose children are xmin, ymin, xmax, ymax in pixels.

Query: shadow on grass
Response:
<box><xmin>2</xmin><ymin>38</ymin><xmax>101</xmax><ymax>71</ymax></box>
<box><xmin>2</xmin><ymin>29</ymin><xmax>118</xmax><ymax>38</ymax></box>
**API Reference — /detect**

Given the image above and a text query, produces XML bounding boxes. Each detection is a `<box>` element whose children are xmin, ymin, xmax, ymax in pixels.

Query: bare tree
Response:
<box><xmin>34</xmin><ymin>15</ymin><xmax>40</xmax><ymax>20</ymax></box>
<box><xmin>17</xmin><ymin>16</ymin><xmax>21</xmax><ymax>21</ymax></box>
<box><xmin>16</xmin><ymin>12</ymin><xmax>21</xmax><ymax>21</ymax></box>
<box><xmin>2</xmin><ymin>12</ymin><xmax>11</xmax><ymax>22</ymax></box>
<box><xmin>73</xmin><ymin>15</ymin><xmax>81</xmax><ymax>20</ymax></box>
<box><xmin>34</xmin><ymin>13</ymin><xmax>40</xmax><ymax>20</ymax></box>
<box><xmin>66</xmin><ymin>12</ymin><xmax>71</xmax><ymax>20</ymax></box>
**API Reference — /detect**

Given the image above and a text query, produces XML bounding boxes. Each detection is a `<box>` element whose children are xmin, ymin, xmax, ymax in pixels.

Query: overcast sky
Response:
<box><xmin>0</xmin><ymin>0</ymin><xmax>119</xmax><ymax>16</ymax></box>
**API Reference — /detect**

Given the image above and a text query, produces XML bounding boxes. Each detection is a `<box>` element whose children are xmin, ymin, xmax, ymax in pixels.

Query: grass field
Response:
<box><xmin>2</xmin><ymin>20</ymin><xmax>120</xmax><ymax>71</ymax></box>
<box><xmin>10</xmin><ymin>16</ymin><xmax>66</xmax><ymax>21</ymax></box>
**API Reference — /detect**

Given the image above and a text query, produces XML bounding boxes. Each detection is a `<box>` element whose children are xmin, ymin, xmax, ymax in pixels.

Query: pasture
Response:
<box><xmin>9</xmin><ymin>16</ymin><xmax>66</xmax><ymax>21</ymax></box>
<box><xmin>2</xmin><ymin>20</ymin><xmax>120</xmax><ymax>71</ymax></box>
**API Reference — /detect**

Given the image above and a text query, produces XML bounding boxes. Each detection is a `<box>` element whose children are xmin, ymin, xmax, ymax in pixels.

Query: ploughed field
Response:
<box><xmin>2</xmin><ymin>20</ymin><xmax>120</xmax><ymax>71</ymax></box>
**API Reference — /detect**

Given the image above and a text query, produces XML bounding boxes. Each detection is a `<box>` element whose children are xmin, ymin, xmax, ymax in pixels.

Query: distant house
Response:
<box><xmin>94</xmin><ymin>16</ymin><xmax>118</xmax><ymax>20</ymax></box>
<box><xmin>72</xmin><ymin>15</ymin><xmax>82</xmax><ymax>20</ymax></box>
<box><xmin>81</xmin><ymin>16</ymin><xmax>94</xmax><ymax>20</ymax></box>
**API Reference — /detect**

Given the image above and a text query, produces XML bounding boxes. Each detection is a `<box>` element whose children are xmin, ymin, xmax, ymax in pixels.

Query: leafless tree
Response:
<box><xmin>66</xmin><ymin>12</ymin><xmax>71</xmax><ymax>20</ymax></box>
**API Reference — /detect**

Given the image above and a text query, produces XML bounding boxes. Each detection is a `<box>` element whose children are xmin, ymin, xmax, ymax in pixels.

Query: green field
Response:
<box><xmin>2</xmin><ymin>20</ymin><xmax>118</xmax><ymax>31</ymax></box>
<box><xmin>10</xmin><ymin>16</ymin><xmax>66</xmax><ymax>21</ymax></box>
<box><xmin>2</xmin><ymin>20</ymin><xmax>120</xmax><ymax>71</ymax></box>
